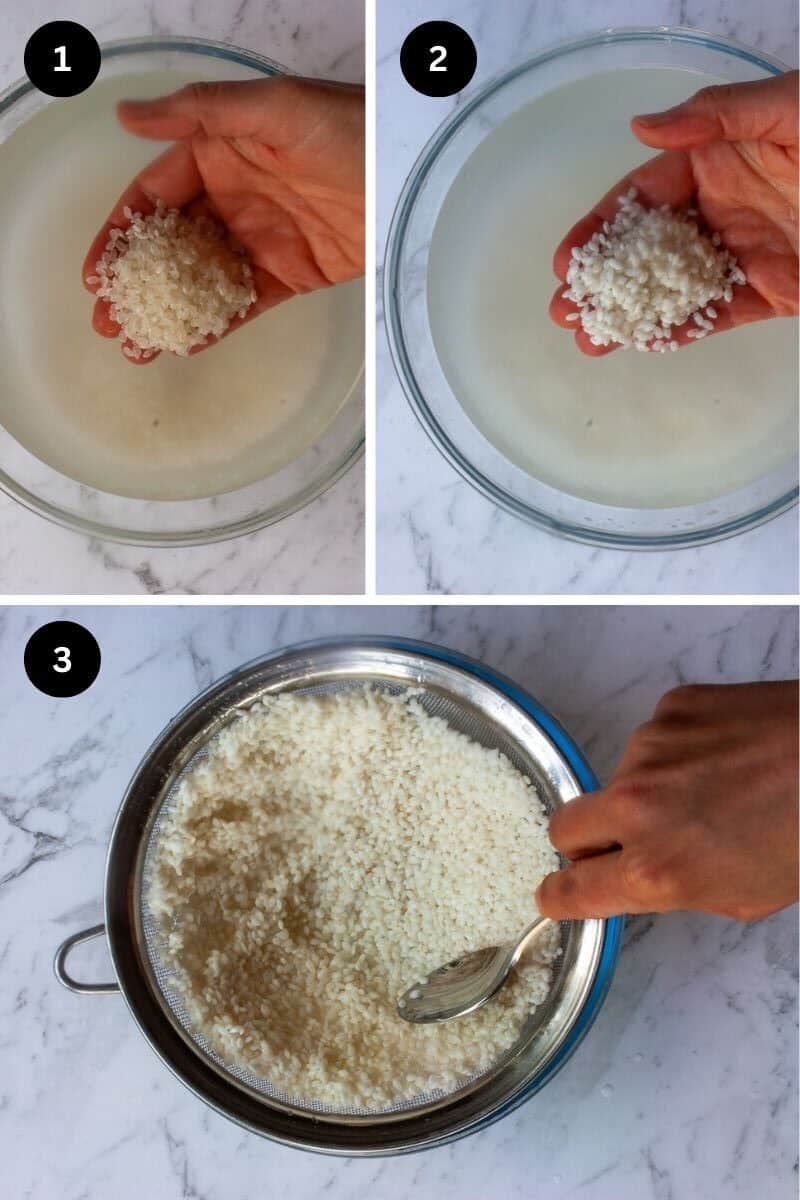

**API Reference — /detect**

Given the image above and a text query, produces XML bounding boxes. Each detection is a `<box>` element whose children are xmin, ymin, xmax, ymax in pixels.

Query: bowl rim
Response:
<box><xmin>0</xmin><ymin>35</ymin><xmax>365</xmax><ymax>547</ymax></box>
<box><xmin>383</xmin><ymin>25</ymin><xmax>798</xmax><ymax>550</ymax></box>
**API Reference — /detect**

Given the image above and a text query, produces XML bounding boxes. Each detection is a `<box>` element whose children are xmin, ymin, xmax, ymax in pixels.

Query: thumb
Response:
<box><xmin>631</xmin><ymin>69</ymin><xmax>798</xmax><ymax>149</ymax></box>
<box><xmin>116</xmin><ymin>77</ymin><xmax>311</xmax><ymax>146</ymax></box>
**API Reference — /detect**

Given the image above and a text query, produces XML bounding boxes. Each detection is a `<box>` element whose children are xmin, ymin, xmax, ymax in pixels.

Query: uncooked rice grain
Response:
<box><xmin>94</xmin><ymin>201</ymin><xmax>256</xmax><ymax>358</ymax></box>
<box><xmin>148</xmin><ymin>688</ymin><xmax>560</xmax><ymax>1109</ymax></box>
<box><xmin>563</xmin><ymin>188</ymin><xmax>746</xmax><ymax>353</ymax></box>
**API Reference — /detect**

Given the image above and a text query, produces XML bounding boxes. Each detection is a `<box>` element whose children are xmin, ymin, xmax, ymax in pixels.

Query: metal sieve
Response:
<box><xmin>54</xmin><ymin>638</ymin><xmax>623</xmax><ymax>1155</ymax></box>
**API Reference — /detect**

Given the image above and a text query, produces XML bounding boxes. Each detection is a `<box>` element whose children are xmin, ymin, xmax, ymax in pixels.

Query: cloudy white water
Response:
<box><xmin>428</xmin><ymin>67</ymin><xmax>797</xmax><ymax>509</ymax></box>
<box><xmin>0</xmin><ymin>71</ymin><xmax>363</xmax><ymax>501</ymax></box>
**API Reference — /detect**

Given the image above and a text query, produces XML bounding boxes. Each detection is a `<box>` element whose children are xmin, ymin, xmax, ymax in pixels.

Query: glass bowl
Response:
<box><xmin>0</xmin><ymin>37</ymin><xmax>364</xmax><ymax>546</ymax></box>
<box><xmin>384</xmin><ymin>27</ymin><xmax>797</xmax><ymax>549</ymax></box>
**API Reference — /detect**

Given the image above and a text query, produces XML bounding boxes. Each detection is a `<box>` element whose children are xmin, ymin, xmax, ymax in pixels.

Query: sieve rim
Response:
<box><xmin>101</xmin><ymin>638</ymin><xmax>624</xmax><ymax>1155</ymax></box>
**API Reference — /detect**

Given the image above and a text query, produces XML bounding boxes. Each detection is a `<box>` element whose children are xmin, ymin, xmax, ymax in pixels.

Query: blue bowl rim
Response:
<box><xmin>358</xmin><ymin>635</ymin><xmax>625</xmax><ymax>1145</ymax></box>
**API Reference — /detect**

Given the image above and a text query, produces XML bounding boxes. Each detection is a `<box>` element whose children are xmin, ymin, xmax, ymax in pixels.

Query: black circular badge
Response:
<box><xmin>400</xmin><ymin>21</ymin><xmax>477</xmax><ymax>97</ymax></box>
<box><xmin>24</xmin><ymin>621</ymin><xmax>101</xmax><ymax>698</ymax></box>
<box><xmin>24</xmin><ymin>22</ymin><xmax>101</xmax><ymax>98</ymax></box>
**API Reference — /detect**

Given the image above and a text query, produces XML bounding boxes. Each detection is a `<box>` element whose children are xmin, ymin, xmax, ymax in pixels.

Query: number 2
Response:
<box><xmin>53</xmin><ymin>45</ymin><xmax>71</xmax><ymax>72</ymax></box>
<box><xmin>53</xmin><ymin>646</ymin><xmax>71</xmax><ymax>673</ymax></box>
<box><xmin>429</xmin><ymin>45</ymin><xmax>447</xmax><ymax>72</ymax></box>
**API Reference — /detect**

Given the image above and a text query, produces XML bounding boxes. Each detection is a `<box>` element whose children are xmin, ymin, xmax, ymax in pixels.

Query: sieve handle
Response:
<box><xmin>54</xmin><ymin>924</ymin><xmax>119</xmax><ymax>995</ymax></box>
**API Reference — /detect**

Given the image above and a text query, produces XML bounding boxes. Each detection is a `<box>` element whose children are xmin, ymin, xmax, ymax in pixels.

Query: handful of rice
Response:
<box><xmin>564</xmin><ymin>188</ymin><xmax>746</xmax><ymax>352</ymax></box>
<box><xmin>90</xmin><ymin>201</ymin><xmax>257</xmax><ymax>359</ymax></box>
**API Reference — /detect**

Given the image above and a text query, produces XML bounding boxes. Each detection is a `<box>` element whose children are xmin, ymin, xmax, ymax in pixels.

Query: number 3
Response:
<box><xmin>53</xmin><ymin>646</ymin><xmax>71</xmax><ymax>673</ymax></box>
<box><xmin>429</xmin><ymin>45</ymin><xmax>447</xmax><ymax>72</ymax></box>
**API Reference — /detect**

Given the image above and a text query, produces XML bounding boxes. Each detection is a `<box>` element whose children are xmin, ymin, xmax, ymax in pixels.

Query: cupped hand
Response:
<box><xmin>550</xmin><ymin>70</ymin><xmax>799</xmax><ymax>356</ymax></box>
<box><xmin>83</xmin><ymin>77</ymin><xmax>365</xmax><ymax>363</ymax></box>
<box><xmin>536</xmin><ymin>682</ymin><xmax>799</xmax><ymax>921</ymax></box>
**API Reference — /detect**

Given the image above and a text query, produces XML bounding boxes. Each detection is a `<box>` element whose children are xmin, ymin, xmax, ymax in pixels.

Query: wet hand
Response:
<box><xmin>82</xmin><ymin>77</ymin><xmax>365</xmax><ymax>363</ymax></box>
<box><xmin>550</xmin><ymin>71</ymin><xmax>799</xmax><ymax>356</ymax></box>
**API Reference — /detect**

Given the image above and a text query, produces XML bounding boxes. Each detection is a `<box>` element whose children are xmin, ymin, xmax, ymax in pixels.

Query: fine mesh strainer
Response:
<box><xmin>54</xmin><ymin>637</ymin><xmax>624</xmax><ymax>1155</ymax></box>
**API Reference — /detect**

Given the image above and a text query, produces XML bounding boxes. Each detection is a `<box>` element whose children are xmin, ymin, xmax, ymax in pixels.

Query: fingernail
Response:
<box><xmin>633</xmin><ymin>109</ymin><xmax>677</xmax><ymax>127</ymax></box>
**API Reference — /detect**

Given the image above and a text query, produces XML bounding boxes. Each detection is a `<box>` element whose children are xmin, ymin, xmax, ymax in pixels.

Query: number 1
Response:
<box><xmin>53</xmin><ymin>45</ymin><xmax>71</xmax><ymax>72</ymax></box>
<box><xmin>429</xmin><ymin>45</ymin><xmax>447</xmax><ymax>72</ymax></box>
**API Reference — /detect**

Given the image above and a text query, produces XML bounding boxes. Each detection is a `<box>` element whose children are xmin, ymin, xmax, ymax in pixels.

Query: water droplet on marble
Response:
<box><xmin>634</xmin><ymin>1052</ymin><xmax>643</xmax><ymax>1063</ymax></box>
<box><xmin>600</xmin><ymin>1082</ymin><xmax>614</xmax><ymax>1098</ymax></box>
<box><xmin>552</xmin><ymin>1174</ymin><xmax>563</xmax><ymax>1185</ymax></box>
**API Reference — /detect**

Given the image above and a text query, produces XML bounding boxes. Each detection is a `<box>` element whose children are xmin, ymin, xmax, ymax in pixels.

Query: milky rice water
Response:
<box><xmin>0</xmin><ymin>72</ymin><xmax>363</xmax><ymax>501</ymax></box>
<box><xmin>427</xmin><ymin>68</ymin><xmax>797</xmax><ymax>509</ymax></box>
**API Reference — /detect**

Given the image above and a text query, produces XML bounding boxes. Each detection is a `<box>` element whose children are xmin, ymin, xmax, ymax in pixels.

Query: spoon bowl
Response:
<box><xmin>398</xmin><ymin>915</ymin><xmax>553</xmax><ymax>1024</ymax></box>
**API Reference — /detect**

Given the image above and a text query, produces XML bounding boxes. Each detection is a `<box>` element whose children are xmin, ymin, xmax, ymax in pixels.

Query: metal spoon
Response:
<box><xmin>397</xmin><ymin>915</ymin><xmax>552</xmax><ymax>1024</ymax></box>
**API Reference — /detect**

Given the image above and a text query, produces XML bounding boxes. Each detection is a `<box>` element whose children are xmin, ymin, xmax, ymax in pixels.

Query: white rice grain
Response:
<box><xmin>94</xmin><ymin>201</ymin><xmax>257</xmax><ymax>358</ymax></box>
<box><xmin>148</xmin><ymin>689</ymin><xmax>560</xmax><ymax>1109</ymax></box>
<box><xmin>564</xmin><ymin>189</ymin><xmax>745</xmax><ymax>351</ymax></box>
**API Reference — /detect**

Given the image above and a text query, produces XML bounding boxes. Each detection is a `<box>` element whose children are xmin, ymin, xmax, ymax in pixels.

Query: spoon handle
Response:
<box><xmin>509</xmin><ymin>914</ymin><xmax>551</xmax><ymax>968</ymax></box>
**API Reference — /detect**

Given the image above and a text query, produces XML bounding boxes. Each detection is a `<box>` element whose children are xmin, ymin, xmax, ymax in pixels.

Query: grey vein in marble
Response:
<box><xmin>1</xmin><ymin>603</ymin><xmax>797</xmax><ymax>1198</ymax></box>
<box><xmin>0</xmin><ymin>0</ymin><xmax>365</xmax><ymax>596</ymax></box>
<box><xmin>376</xmin><ymin>0</ymin><xmax>800</xmax><ymax>596</ymax></box>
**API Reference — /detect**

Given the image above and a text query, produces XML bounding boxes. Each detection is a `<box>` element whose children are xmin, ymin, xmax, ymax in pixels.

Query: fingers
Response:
<box><xmin>90</xmin><ymin>298</ymin><xmax>161</xmax><ymax>365</ymax></box>
<box><xmin>82</xmin><ymin>143</ymin><xmax>204</xmax><ymax>294</ymax></box>
<box><xmin>548</xmin><ymin>286</ymin><xmax>619</xmax><ymax>356</ymax></box>
<box><xmin>537</xmin><ymin>844</ymin><xmax>685</xmax><ymax>919</ymax></box>
<box><xmin>117</xmin><ymin>80</ymin><xmax>271</xmax><ymax>142</ymax></box>
<box><xmin>536</xmin><ymin>851</ymin><xmax>629</xmax><ymax>919</ymax></box>
<box><xmin>653</xmin><ymin>680</ymin><xmax>800</xmax><ymax>725</ymax></box>
<box><xmin>116</xmin><ymin>77</ymin><xmax>364</xmax><ymax>147</ymax></box>
<box><xmin>552</xmin><ymin>151</ymin><xmax>696</xmax><ymax>281</ymax></box>
<box><xmin>547</xmin><ymin>792</ymin><xmax>622</xmax><ymax>858</ymax></box>
<box><xmin>92</xmin><ymin>298</ymin><xmax>120</xmax><ymax>338</ymax></box>
<box><xmin>117</xmin><ymin>78</ymin><xmax>365</xmax><ymax>195</ymax></box>
<box><xmin>548</xmin><ymin>146</ymin><xmax>770</xmax><ymax>352</ymax></box>
<box><xmin>82</xmin><ymin>143</ymin><xmax>204</xmax><ymax>363</ymax></box>
<box><xmin>550</xmin><ymin>279</ymin><xmax>774</xmax><ymax>355</ymax></box>
<box><xmin>91</xmin><ymin>267</ymin><xmax>288</xmax><ymax>365</ymax></box>
<box><xmin>174</xmin><ymin>198</ymin><xmax>288</xmax><ymax>358</ymax></box>
<box><xmin>632</xmin><ymin>70</ymin><xmax>799</xmax><ymax>150</ymax></box>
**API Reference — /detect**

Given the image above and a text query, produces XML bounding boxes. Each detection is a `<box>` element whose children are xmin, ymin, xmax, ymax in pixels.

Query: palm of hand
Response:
<box><xmin>84</xmin><ymin>78</ymin><xmax>365</xmax><ymax>359</ymax></box>
<box><xmin>686</xmin><ymin>135</ymin><xmax>798</xmax><ymax>318</ymax></box>
<box><xmin>551</xmin><ymin>124</ymin><xmax>799</xmax><ymax>354</ymax></box>
<box><xmin>187</xmin><ymin>132</ymin><xmax>364</xmax><ymax>302</ymax></box>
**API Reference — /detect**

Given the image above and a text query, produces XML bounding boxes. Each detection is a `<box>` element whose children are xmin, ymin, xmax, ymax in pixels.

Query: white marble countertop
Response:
<box><xmin>0</xmin><ymin>0</ymin><xmax>364</xmax><ymax>595</ymax></box>
<box><xmin>376</xmin><ymin>0</ymin><xmax>800</xmax><ymax>595</ymax></box>
<box><xmin>2</xmin><ymin>603</ymin><xmax>797</xmax><ymax>1198</ymax></box>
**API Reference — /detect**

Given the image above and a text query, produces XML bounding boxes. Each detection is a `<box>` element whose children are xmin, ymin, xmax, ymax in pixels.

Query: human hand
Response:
<box><xmin>536</xmin><ymin>682</ymin><xmax>799</xmax><ymax>921</ymax></box>
<box><xmin>83</xmin><ymin>77</ymin><xmax>365</xmax><ymax>362</ymax></box>
<box><xmin>550</xmin><ymin>71</ymin><xmax>799</xmax><ymax>356</ymax></box>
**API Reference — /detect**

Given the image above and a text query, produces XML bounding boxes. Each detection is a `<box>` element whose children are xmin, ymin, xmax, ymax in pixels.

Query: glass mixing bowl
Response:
<box><xmin>384</xmin><ymin>27</ymin><xmax>798</xmax><ymax>549</ymax></box>
<box><xmin>0</xmin><ymin>37</ymin><xmax>364</xmax><ymax>546</ymax></box>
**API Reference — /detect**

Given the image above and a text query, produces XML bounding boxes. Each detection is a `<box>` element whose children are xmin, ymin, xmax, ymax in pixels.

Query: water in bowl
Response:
<box><xmin>0</xmin><ymin>71</ymin><xmax>363</xmax><ymax>501</ymax></box>
<box><xmin>427</xmin><ymin>67</ymin><xmax>797</xmax><ymax>509</ymax></box>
